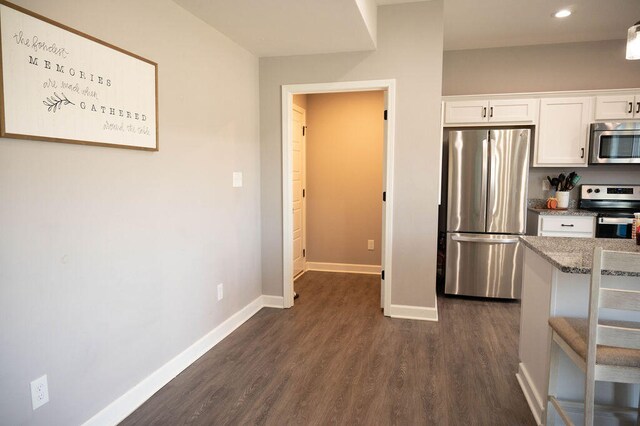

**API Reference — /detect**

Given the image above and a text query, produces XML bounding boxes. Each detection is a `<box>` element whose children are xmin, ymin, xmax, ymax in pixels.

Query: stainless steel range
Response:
<box><xmin>579</xmin><ymin>184</ymin><xmax>640</xmax><ymax>239</ymax></box>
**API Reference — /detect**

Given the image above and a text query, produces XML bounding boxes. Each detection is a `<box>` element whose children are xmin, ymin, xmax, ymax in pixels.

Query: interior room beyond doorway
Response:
<box><xmin>292</xmin><ymin>90</ymin><xmax>385</xmax><ymax>297</ymax></box>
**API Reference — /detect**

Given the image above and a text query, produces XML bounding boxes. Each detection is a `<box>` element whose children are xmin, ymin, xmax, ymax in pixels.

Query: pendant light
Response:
<box><xmin>627</xmin><ymin>21</ymin><xmax>640</xmax><ymax>60</ymax></box>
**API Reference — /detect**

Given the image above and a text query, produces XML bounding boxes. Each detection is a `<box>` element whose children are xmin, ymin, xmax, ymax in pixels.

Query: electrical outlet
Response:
<box><xmin>217</xmin><ymin>283</ymin><xmax>223</xmax><ymax>301</ymax></box>
<box><xmin>542</xmin><ymin>179</ymin><xmax>550</xmax><ymax>191</ymax></box>
<box><xmin>30</xmin><ymin>375</ymin><xmax>49</xmax><ymax>410</ymax></box>
<box><xmin>367</xmin><ymin>240</ymin><xmax>374</xmax><ymax>251</ymax></box>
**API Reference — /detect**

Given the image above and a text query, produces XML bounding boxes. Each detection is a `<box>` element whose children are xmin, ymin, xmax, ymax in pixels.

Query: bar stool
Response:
<box><xmin>546</xmin><ymin>247</ymin><xmax>640</xmax><ymax>425</ymax></box>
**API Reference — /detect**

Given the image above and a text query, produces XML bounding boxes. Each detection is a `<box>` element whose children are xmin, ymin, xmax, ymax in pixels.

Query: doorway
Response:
<box><xmin>281</xmin><ymin>80</ymin><xmax>396</xmax><ymax>315</ymax></box>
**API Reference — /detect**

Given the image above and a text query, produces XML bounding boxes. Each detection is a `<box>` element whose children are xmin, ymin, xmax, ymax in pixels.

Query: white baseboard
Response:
<box><xmin>516</xmin><ymin>362</ymin><xmax>544</xmax><ymax>426</ymax></box>
<box><xmin>261</xmin><ymin>295</ymin><xmax>284</xmax><ymax>308</ymax></box>
<box><xmin>388</xmin><ymin>303</ymin><xmax>438</xmax><ymax>321</ymax></box>
<box><xmin>82</xmin><ymin>295</ymin><xmax>280</xmax><ymax>426</ymax></box>
<box><xmin>306</xmin><ymin>262</ymin><xmax>381</xmax><ymax>275</ymax></box>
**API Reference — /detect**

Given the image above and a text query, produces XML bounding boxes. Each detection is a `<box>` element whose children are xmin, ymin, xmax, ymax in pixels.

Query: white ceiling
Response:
<box><xmin>174</xmin><ymin>0</ymin><xmax>640</xmax><ymax>56</ymax></box>
<box><xmin>174</xmin><ymin>0</ymin><xmax>376</xmax><ymax>57</ymax></box>
<box><xmin>444</xmin><ymin>0</ymin><xmax>640</xmax><ymax>51</ymax></box>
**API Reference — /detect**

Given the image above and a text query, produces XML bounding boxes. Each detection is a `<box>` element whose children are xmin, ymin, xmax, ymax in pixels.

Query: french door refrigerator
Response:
<box><xmin>445</xmin><ymin>128</ymin><xmax>530</xmax><ymax>299</ymax></box>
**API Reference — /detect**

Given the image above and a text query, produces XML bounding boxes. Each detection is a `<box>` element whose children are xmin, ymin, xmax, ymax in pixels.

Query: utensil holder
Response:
<box><xmin>556</xmin><ymin>191</ymin><xmax>570</xmax><ymax>209</ymax></box>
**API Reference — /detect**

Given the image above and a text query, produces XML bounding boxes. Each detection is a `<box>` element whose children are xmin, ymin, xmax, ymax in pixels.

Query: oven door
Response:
<box><xmin>590</xmin><ymin>130</ymin><xmax>640</xmax><ymax>164</ymax></box>
<box><xmin>595</xmin><ymin>216</ymin><xmax>634</xmax><ymax>238</ymax></box>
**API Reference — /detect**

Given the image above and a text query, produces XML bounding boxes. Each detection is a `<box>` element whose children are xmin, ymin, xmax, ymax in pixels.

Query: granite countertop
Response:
<box><xmin>520</xmin><ymin>236</ymin><xmax>640</xmax><ymax>276</ymax></box>
<box><xmin>527</xmin><ymin>207</ymin><xmax>598</xmax><ymax>217</ymax></box>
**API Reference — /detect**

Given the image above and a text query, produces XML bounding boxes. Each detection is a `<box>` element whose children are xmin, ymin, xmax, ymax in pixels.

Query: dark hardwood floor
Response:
<box><xmin>121</xmin><ymin>272</ymin><xmax>535</xmax><ymax>425</ymax></box>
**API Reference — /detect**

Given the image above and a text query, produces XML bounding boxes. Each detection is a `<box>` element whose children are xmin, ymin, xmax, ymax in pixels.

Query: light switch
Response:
<box><xmin>368</xmin><ymin>240</ymin><xmax>374</xmax><ymax>251</ymax></box>
<box><xmin>233</xmin><ymin>172</ymin><xmax>243</xmax><ymax>188</ymax></box>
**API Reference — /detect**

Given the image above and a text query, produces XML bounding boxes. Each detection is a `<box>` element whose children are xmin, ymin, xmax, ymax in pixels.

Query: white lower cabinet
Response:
<box><xmin>528</xmin><ymin>212</ymin><xmax>595</xmax><ymax>238</ymax></box>
<box><xmin>534</xmin><ymin>97</ymin><xmax>593</xmax><ymax>167</ymax></box>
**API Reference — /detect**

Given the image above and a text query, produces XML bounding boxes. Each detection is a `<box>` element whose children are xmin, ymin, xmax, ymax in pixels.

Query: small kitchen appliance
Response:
<box><xmin>579</xmin><ymin>184</ymin><xmax>640</xmax><ymax>238</ymax></box>
<box><xmin>589</xmin><ymin>122</ymin><xmax>640</xmax><ymax>164</ymax></box>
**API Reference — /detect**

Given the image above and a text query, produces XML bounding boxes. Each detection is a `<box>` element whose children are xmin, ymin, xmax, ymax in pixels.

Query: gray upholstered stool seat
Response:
<box><xmin>549</xmin><ymin>317</ymin><xmax>640</xmax><ymax>368</ymax></box>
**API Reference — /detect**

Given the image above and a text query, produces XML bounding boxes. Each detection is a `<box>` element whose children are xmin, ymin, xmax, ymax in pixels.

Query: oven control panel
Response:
<box><xmin>581</xmin><ymin>185</ymin><xmax>640</xmax><ymax>201</ymax></box>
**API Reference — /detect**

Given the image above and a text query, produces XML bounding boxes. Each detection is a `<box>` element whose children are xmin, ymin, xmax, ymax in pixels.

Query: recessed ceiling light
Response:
<box><xmin>554</xmin><ymin>9</ymin><xmax>572</xmax><ymax>18</ymax></box>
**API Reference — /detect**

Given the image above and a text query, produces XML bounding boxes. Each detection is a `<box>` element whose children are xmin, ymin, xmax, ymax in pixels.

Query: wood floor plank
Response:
<box><xmin>121</xmin><ymin>272</ymin><xmax>535</xmax><ymax>425</ymax></box>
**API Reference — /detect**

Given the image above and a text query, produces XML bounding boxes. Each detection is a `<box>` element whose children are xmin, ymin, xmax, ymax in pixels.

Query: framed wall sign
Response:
<box><xmin>0</xmin><ymin>0</ymin><xmax>158</xmax><ymax>151</ymax></box>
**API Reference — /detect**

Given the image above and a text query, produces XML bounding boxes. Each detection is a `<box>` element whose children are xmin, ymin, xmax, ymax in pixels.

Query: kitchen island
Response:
<box><xmin>516</xmin><ymin>236</ymin><xmax>640</xmax><ymax>425</ymax></box>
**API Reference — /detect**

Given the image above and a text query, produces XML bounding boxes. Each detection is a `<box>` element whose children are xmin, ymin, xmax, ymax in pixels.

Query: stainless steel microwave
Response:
<box><xmin>589</xmin><ymin>122</ymin><xmax>640</xmax><ymax>164</ymax></box>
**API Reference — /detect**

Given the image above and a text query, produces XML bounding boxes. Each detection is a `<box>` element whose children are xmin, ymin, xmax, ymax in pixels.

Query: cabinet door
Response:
<box><xmin>444</xmin><ymin>100</ymin><xmax>488</xmax><ymax>124</ymax></box>
<box><xmin>594</xmin><ymin>95</ymin><xmax>636</xmax><ymax>120</ymax></box>
<box><xmin>488</xmin><ymin>99</ymin><xmax>538</xmax><ymax>123</ymax></box>
<box><xmin>535</xmin><ymin>97</ymin><xmax>593</xmax><ymax>167</ymax></box>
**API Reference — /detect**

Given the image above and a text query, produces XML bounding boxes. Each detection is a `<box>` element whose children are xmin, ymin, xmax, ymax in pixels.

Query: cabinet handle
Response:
<box><xmin>629</xmin><ymin>102</ymin><xmax>634</xmax><ymax>114</ymax></box>
<box><xmin>561</xmin><ymin>224</ymin><xmax>575</xmax><ymax>227</ymax></box>
<box><xmin>482</xmin><ymin>107</ymin><xmax>487</xmax><ymax>118</ymax></box>
<box><xmin>489</xmin><ymin>106</ymin><xmax>493</xmax><ymax>117</ymax></box>
<box><xmin>637</xmin><ymin>102</ymin><xmax>640</xmax><ymax>114</ymax></box>
<box><xmin>581</xmin><ymin>147</ymin><xmax>584</xmax><ymax>159</ymax></box>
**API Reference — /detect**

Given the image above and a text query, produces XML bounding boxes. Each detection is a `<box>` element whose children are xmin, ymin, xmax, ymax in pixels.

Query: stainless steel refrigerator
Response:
<box><xmin>445</xmin><ymin>128</ymin><xmax>530</xmax><ymax>299</ymax></box>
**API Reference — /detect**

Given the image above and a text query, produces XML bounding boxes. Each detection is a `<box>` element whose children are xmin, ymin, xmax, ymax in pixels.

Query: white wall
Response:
<box><xmin>260</xmin><ymin>2</ymin><xmax>444</xmax><ymax>308</ymax></box>
<box><xmin>0</xmin><ymin>1</ymin><xmax>261</xmax><ymax>424</ymax></box>
<box><xmin>443</xmin><ymin>40</ymin><xmax>640</xmax><ymax>96</ymax></box>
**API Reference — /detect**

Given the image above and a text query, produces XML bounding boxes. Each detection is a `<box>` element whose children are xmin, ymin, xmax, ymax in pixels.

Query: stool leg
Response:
<box><xmin>584</xmin><ymin>369</ymin><xmax>595</xmax><ymax>426</ymax></box>
<box><xmin>547</xmin><ymin>337</ymin><xmax>560</xmax><ymax>426</ymax></box>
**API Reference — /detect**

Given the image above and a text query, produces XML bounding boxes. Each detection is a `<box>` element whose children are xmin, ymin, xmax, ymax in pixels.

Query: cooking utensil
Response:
<box><xmin>567</xmin><ymin>172</ymin><xmax>576</xmax><ymax>191</ymax></box>
<box><xmin>567</xmin><ymin>175</ymin><xmax>581</xmax><ymax>190</ymax></box>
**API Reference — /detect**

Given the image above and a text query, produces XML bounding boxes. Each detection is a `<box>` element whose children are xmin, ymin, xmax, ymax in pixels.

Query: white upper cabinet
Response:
<box><xmin>489</xmin><ymin>99</ymin><xmax>539</xmax><ymax>123</ymax></box>
<box><xmin>444</xmin><ymin>100</ymin><xmax>487</xmax><ymax>124</ymax></box>
<box><xmin>594</xmin><ymin>94</ymin><xmax>640</xmax><ymax>120</ymax></box>
<box><xmin>534</xmin><ymin>97</ymin><xmax>593</xmax><ymax>167</ymax></box>
<box><xmin>444</xmin><ymin>99</ymin><xmax>538</xmax><ymax>125</ymax></box>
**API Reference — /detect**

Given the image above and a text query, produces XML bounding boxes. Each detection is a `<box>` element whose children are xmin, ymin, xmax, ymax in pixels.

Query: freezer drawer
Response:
<box><xmin>445</xmin><ymin>233</ymin><xmax>523</xmax><ymax>299</ymax></box>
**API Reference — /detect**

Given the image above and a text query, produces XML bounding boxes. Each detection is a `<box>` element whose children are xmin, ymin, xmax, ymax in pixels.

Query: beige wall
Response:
<box><xmin>305</xmin><ymin>91</ymin><xmax>383</xmax><ymax>265</ymax></box>
<box><xmin>443</xmin><ymin>40</ymin><xmax>640</xmax><ymax>96</ymax></box>
<box><xmin>1</xmin><ymin>1</ymin><xmax>260</xmax><ymax>424</ymax></box>
<box><xmin>293</xmin><ymin>94</ymin><xmax>307</xmax><ymax>110</ymax></box>
<box><xmin>260</xmin><ymin>1</ymin><xmax>444</xmax><ymax>308</ymax></box>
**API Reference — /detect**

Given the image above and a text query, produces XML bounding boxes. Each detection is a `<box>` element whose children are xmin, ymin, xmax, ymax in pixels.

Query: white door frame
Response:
<box><xmin>281</xmin><ymin>79</ymin><xmax>396</xmax><ymax>315</ymax></box>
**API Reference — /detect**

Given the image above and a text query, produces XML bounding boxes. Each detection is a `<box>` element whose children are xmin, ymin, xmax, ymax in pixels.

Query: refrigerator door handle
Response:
<box><xmin>481</xmin><ymin>136</ymin><xmax>489</xmax><ymax>226</ymax></box>
<box><xmin>486</xmin><ymin>135</ymin><xmax>493</xmax><ymax>229</ymax></box>
<box><xmin>451</xmin><ymin>235</ymin><xmax>520</xmax><ymax>244</ymax></box>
